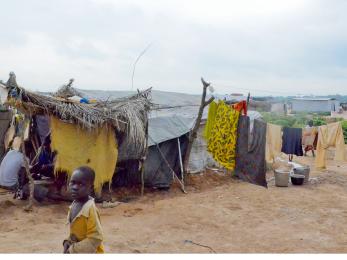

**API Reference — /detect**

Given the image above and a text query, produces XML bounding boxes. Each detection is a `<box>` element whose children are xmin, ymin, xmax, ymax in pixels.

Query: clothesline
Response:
<box><xmin>205</xmin><ymin>99</ymin><xmax>347</xmax><ymax>185</ymax></box>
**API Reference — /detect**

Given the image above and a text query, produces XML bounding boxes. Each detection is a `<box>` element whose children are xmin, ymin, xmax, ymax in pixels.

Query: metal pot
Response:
<box><xmin>291</xmin><ymin>174</ymin><xmax>305</xmax><ymax>185</ymax></box>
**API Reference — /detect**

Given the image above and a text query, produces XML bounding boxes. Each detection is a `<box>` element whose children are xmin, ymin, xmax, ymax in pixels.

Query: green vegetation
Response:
<box><xmin>261</xmin><ymin>112</ymin><xmax>347</xmax><ymax>143</ymax></box>
<box><xmin>261</xmin><ymin>112</ymin><xmax>312</xmax><ymax>128</ymax></box>
<box><xmin>341</xmin><ymin>121</ymin><xmax>347</xmax><ymax>143</ymax></box>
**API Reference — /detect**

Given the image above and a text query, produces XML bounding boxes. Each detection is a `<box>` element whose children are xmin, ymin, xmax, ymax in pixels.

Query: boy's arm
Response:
<box><xmin>68</xmin><ymin>206</ymin><xmax>103</xmax><ymax>253</ymax></box>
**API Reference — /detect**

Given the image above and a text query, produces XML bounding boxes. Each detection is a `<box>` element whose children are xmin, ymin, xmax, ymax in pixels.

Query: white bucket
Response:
<box><xmin>274</xmin><ymin>169</ymin><xmax>290</xmax><ymax>187</ymax></box>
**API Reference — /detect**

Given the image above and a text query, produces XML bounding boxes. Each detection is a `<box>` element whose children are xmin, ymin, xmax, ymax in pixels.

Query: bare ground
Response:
<box><xmin>1</xmin><ymin>155</ymin><xmax>347</xmax><ymax>253</ymax></box>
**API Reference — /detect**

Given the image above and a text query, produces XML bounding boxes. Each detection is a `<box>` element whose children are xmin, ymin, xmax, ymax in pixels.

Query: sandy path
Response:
<box><xmin>1</xmin><ymin>155</ymin><xmax>347</xmax><ymax>253</ymax></box>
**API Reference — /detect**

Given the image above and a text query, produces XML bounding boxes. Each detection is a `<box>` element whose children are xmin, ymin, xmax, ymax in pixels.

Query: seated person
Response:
<box><xmin>0</xmin><ymin>137</ymin><xmax>26</xmax><ymax>191</ymax></box>
<box><xmin>30</xmin><ymin>135</ymin><xmax>56</xmax><ymax>180</ymax></box>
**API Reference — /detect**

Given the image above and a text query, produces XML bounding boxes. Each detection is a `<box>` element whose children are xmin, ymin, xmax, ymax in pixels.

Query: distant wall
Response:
<box><xmin>271</xmin><ymin>103</ymin><xmax>286</xmax><ymax>114</ymax></box>
<box><xmin>292</xmin><ymin>100</ymin><xmax>339</xmax><ymax>112</ymax></box>
<box><xmin>331</xmin><ymin>111</ymin><xmax>347</xmax><ymax>120</ymax></box>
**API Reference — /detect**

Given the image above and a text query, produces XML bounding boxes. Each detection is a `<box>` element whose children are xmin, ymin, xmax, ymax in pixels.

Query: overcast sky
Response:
<box><xmin>1</xmin><ymin>0</ymin><xmax>347</xmax><ymax>96</ymax></box>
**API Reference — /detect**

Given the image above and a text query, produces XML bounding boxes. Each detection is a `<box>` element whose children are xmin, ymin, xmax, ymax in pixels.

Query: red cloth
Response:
<box><xmin>231</xmin><ymin>101</ymin><xmax>247</xmax><ymax>115</ymax></box>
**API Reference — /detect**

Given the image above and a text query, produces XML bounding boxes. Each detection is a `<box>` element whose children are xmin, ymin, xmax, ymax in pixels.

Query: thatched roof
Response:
<box><xmin>6</xmin><ymin>79</ymin><xmax>152</xmax><ymax>153</ymax></box>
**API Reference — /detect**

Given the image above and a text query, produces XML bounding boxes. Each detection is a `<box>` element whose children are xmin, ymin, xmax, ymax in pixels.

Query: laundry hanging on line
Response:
<box><xmin>234</xmin><ymin>116</ymin><xmax>267</xmax><ymax>188</ymax></box>
<box><xmin>265</xmin><ymin>123</ymin><xmax>282</xmax><ymax>163</ymax></box>
<box><xmin>315</xmin><ymin>122</ymin><xmax>346</xmax><ymax>169</ymax></box>
<box><xmin>203</xmin><ymin>100</ymin><xmax>218</xmax><ymax>141</ymax></box>
<box><xmin>206</xmin><ymin>100</ymin><xmax>240</xmax><ymax>170</ymax></box>
<box><xmin>281</xmin><ymin>127</ymin><xmax>303</xmax><ymax>157</ymax></box>
<box><xmin>231</xmin><ymin>100</ymin><xmax>247</xmax><ymax>116</ymax></box>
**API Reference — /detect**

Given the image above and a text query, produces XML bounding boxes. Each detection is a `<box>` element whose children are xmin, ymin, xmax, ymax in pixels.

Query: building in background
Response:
<box><xmin>291</xmin><ymin>97</ymin><xmax>340</xmax><ymax>113</ymax></box>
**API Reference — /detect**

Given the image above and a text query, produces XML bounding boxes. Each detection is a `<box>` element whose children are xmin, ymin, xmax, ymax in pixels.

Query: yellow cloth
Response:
<box><xmin>315</xmin><ymin>122</ymin><xmax>346</xmax><ymax>169</ymax></box>
<box><xmin>50</xmin><ymin>116</ymin><xmax>118</xmax><ymax>193</ymax></box>
<box><xmin>66</xmin><ymin>199</ymin><xmax>104</xmax><ymax>253</ymax></box>
<box><xmin>207</xmin><ymin>101</ymin><xmax>240</xmax><ymax>170</ymax></box>
<box><xmin>265</xmin><ymin>123</ymin><xmax>282</xmax><ymax>163</ymax></box>
<box><xmin>203</xmin><ymin>101</ymin><xmax>218</xmax><ymax>140</ymax></box>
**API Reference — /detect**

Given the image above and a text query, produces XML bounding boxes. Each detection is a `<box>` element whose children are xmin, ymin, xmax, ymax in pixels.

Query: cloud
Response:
<box><xmin>0</xmin><ymin>0</ymin><xmax>347</xmax><ymax>95</ymax></box>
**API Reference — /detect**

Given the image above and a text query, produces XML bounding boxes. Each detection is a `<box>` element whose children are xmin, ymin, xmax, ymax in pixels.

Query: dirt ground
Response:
<box><xmin>1</xmin><ymin>155</ymin><xmax>347</xmax><ymax>253</ymax></box>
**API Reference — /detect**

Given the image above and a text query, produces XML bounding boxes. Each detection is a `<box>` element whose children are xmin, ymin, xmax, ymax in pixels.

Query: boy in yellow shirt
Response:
<box><xmin>63</xmin><ymin>166</ymin><xmax>104</xmax><ymax>253</ymax></box>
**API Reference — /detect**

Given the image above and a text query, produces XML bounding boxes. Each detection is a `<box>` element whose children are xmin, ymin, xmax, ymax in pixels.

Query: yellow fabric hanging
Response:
<box><xmin>207</xmin><ymin>101</ymin><xmax>240</xmax><ymax>170</ymax></box>
<box><xmin>315</xmin><ymin>122</ymin><xmax>346</xmax><ymax>169</ymax></box>
<box><xmin>265</xmin><ymin>123</ymin><xmax>282</xmax><ymax>163</ymax></box>
<box><xmin>203</xmin><ymin>101</ymin><xmax>218</xmax><ymax>141</ymax></box>
<box><xmin>50</xmin><ymin>116</ymin><xmax>118</xmax><ymax>193</ymax></box>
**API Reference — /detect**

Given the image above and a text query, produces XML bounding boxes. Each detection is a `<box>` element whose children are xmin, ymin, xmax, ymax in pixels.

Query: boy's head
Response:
<box><xmin>69</xmin><ymin>166</ymin><xmax>95</xmax><ymax>201</ymax></box>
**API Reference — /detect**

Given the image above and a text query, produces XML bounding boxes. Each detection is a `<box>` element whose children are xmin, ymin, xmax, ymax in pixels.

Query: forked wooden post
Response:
<box><xmin>183</xmin><ymin>77</ymin><xmax>214</xmax><ymax>174</ymax></box>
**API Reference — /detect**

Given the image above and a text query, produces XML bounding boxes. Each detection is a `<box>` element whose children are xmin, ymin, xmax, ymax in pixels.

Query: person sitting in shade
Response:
<box><xmin>0</xmin><ymin>137</ymin><xmax>26</xmax><ymax>191</ymax></box>
<box><xmin>30</xmin><ymin>135</ymin><xmax>56</xmax><ymax>180</ymax></box>
<box><xmin>63</xmin><ymin>166</ymin><xmax>104</xmax><ymax>254</ymax></box>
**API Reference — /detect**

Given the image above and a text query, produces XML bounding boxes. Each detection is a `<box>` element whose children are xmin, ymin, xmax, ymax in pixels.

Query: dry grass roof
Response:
<box><xmin>8</xmin><ymin>83</ymin><xmax>152</xmax><ymax>153</ymax></box>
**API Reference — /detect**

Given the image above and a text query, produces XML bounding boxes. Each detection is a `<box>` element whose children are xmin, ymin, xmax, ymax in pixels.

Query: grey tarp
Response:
<box><xmin>113</xmin><ymin>134</ymin><xmax>188</xmax><ymax>188</ymax></box>
<box><xmin>113</xmin><ymin>115</ymin><xmax>192</xmax><ymax>188</ymax></box>
<box><xmin>148</xmin><ymin>115</ymin><xmax>194</xmax><ymax>146</ymax></box>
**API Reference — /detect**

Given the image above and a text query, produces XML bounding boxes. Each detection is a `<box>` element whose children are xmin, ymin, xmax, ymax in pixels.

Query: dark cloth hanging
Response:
<box><xmin>234</xmin><ymin>116</ymin><xmax>267</xmax><ymax>188</ymax></box>
<box><xmin>281</xmin><ymin>127</ymin><xmax>303</xmax><ymax>156</ymax></box>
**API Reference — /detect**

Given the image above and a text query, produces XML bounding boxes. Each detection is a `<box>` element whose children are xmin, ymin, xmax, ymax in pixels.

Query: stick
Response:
<box><xmin>149</xmin><ymin>135</ymin><xmax>187</xmax><ymax>193</ymax></box>
<box><xmin>177</xmin><ymin>137</ymin><xmax>185</xmax><ymax>187</ymax></box>
<box><xmin>183</xmin><ymin>77</ymin><xmax>214</xmax><ymax>173</ymax></box>
<box><xmin>184</xmin><ymin>240</ymin><xmax>216</xmax><ymax>253</ymax></box>
<box><xmin>140</xmin><ymin>118</ymin><xmax>149</xmax><ymax>196</ymax></box>
<box><xmin>140</xmin><ymin>160</ymin><xmax>145</xmax><ymax>196</ymax></box>
<box><xmin>131</xmin><ymin>43</ymin><xmax>152</xmax><ymax>90</ymax></box>
<box><xmin>21</xmin><ymin>119</ymin><xmax>35</xmax><ymax>212</ymax></box>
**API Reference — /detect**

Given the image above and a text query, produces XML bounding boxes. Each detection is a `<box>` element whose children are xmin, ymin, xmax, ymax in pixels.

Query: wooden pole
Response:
<box><xmin>5</xmin><ymin>73</ymin><xmax>35</xmax><ymax>211</ymax></box>
<box><xmin>183</xmin><ymin>77</ymin><xmax>214</xmax><ymax>174</ymax></box>
<box><xmin>140</xmin><ymin>114</ymin><xmax>149</xmax><ymax>196</ymax></box>
<box><xmin>21</xmin><ymin>118</ymin><xmax>35</xmax><ymax>212</ymax></box>
<box><xmin>150</xmin><ymin>135</ymin><xmax>186</xmax><ymax>193</ymax></box>
<box><xmin>177</xmin><ymin>137</ymin><xmax>184</xmax><ymax>188</ymax></box>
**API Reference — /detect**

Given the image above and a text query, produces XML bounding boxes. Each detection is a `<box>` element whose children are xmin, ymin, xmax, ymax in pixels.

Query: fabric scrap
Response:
<box><xmin>50</xmin><ymin>116</ymin><xmax>118</xmax><ymax>193</ymax></box>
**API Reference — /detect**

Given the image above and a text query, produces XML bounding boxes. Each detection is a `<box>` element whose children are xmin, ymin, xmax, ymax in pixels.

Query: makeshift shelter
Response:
<box><xmin>113</xmin><ymin>115</ymin><xmax>191</xmax><ymax>188</ymax></box>
<box><xmin>3</xmin><ymin>75</ymin><xmax>151</xmax><ymax>193</ymax></box>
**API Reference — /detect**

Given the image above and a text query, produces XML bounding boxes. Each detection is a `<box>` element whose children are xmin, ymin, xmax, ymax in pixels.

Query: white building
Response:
<box><xmin>291</xmin><ymin>98</ymin><xmax>340</xmax><ymax>113</ymax></box>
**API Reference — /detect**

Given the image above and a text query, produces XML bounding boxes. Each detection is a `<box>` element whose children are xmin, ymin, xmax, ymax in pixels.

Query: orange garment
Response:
<box><xmin>231</xmin><ymin>101</ymin><xmax>247</xmax><ymax>115</ymax></box>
